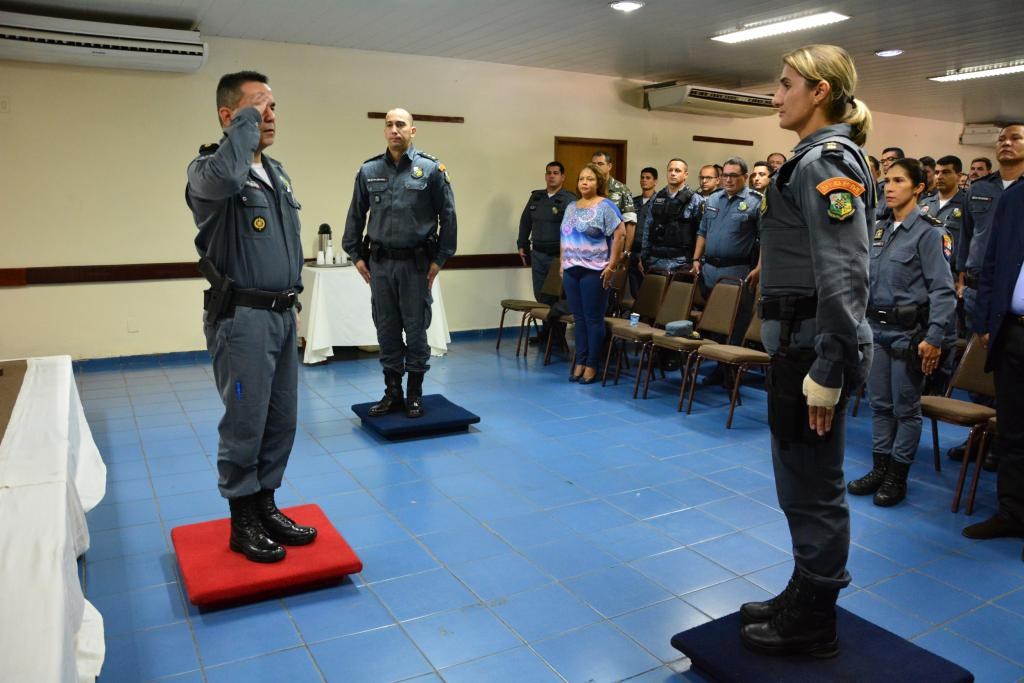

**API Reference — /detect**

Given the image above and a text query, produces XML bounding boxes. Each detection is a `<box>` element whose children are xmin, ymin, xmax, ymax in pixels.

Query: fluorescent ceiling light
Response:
<box><xmin>609</xmin><ymin>1</ymin><xmax>644</xmax><ymax>12</ymax></box>
<box><xmin>712</xmin><ymin>11</ymin><xmax>850</xmax><ymax>44</ymax></box>
<box><xmin>875</xmin><ymin>49</ymin><xmax>904</xmax><ymax>58</ymax></box>
<box><xmin>930</xmin><ymin>60</ymin><xmax>1024</xmax><ymax>82</ymax></box>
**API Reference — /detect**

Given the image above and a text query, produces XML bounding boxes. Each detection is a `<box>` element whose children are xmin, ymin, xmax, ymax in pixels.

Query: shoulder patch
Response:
<box><xmin>941</xmin><ymin>232</ymin><xmax>953</xmax><ymax>262</ymax></box>
<box><xmin>816</xmin><ymin>177</ymin><xmax>865</xmax><ymax>197</ymax></box>
<box><xmin>198</xmin><ymin>142</ymin><xmax>219</xmax><ymax>156</ymax></box>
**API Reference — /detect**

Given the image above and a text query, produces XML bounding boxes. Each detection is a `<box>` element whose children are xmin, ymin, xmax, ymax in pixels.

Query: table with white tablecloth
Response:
<box><xmin>0</xmin><ymin>355</ymin><xmax>107</xmax><ymax>683</ymax></box>
<box><xmin>297</xmin><ymin>264</ymin><xmax>452</xmax><ymax>365</ymax></box>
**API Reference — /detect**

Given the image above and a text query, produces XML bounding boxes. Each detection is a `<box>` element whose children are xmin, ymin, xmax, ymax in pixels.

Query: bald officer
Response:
<box><xmin>343</xmin><ymin>109</ymin><xmax>457</xmax><ymax>419</ymax></box>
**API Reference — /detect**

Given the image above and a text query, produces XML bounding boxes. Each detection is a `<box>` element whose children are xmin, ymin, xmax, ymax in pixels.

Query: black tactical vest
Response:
<box><xmin>529</xmin><ymin>190</ymin><xmax>570</xmax><ymax>248</ymax></box>
<box><xmin>649</xmin><ymin>187</ymin><xmax>697</xmax><ymax>259</ymax></box>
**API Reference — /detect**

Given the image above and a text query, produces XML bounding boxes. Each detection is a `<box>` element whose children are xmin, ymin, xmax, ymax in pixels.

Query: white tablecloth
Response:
<box><xmin>298</xmin><ymin>265</ymin><xmax>452</xmax><ymax>364</ymax></box>
<box><xmin>0</xmin><ymin>355</ymin><xmax>107</xmax><ymax>683</ymax></box>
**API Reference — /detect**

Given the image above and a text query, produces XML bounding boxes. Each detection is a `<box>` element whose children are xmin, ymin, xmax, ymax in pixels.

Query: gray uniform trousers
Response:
<box><xmin>869</xmin><ymin>329</ymin><xmax>924</xmax><ymax>464</ymax></box>
<box><xmin>530</xmin><ymin>250</ymin><xmax>558</xmax><ymax>305</ymax></box>
<box><xmin>763</xmin><ymin>320</ymin><xmax>872</xmax><ymax>590</ymax></box>
<box><xmin>205</xmin><ymin>306</ymin><xmax>297</xmax><ymax>499</ymax></box>
<box><xmin>370</xmin><ymin>256</ymin><xmax>432</xmax><ymax>374</ymax></box>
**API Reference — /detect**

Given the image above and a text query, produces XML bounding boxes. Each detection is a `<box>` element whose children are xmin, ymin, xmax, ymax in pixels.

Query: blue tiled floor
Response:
<box><xmin>77</xmin><ymin>336</ymin><xmax>1024</xmax><ymax>682</ymax></box>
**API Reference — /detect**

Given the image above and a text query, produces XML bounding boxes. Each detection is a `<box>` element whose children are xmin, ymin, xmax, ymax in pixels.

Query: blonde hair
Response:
<box><xmin>783</xmin><ymin>44</ymin><xmax>872</xmax><ymax>147</ymax></box>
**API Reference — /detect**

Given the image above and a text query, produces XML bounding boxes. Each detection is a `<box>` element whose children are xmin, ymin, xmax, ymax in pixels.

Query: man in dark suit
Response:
<box><xmin>963</xmin><ymin>175</ymin><xmax>1024</xmax><ymax>558</ymax></box>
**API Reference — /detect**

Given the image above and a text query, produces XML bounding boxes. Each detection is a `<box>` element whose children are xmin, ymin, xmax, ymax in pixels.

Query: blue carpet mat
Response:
<box><xmin>671</xmin><ymin>607</ymin><xmax>974</xmax><ymax>683</ymax></box>
<box><xmin>351</xmin><ymin>394</ymin><xmax>480</xmax><ymax>439</ymax></box>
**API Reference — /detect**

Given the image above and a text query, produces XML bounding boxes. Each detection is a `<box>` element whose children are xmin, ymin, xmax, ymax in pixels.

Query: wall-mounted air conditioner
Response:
<box><xmin>0</xmin><ymin>10</ymin><xmax>207</xmax><ymax>73</ymax></box>
<box><xmin>644</xmin><ymin>82</ymin><xmax>775</xmax><ymax>118</ymax></box>
<box><xmin>959</xmin><ymin>123</ymin><xmax>1001</xmax><ymax>147</ymax></box>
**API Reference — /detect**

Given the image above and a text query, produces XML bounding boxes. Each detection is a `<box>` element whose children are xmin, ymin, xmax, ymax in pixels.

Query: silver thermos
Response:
<box><xmin>317</xmin><ymin>223</ymin><xmax>332</xmax><ymax>257</ymax></box>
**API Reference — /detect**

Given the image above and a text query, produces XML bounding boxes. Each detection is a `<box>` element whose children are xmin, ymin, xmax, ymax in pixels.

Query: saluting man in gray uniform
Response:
<box><xmin>738</xmin><ymin>45</ymin><xmax>874</xmax><ymax>658</ymax></box>
<box><xmin>849</xmin><ymin>158</ymin><xmax>955</xmax><ymax>507</ymax></box>
<box><xmin>343</xmin><ymin>108</ymin><xmax>457</xmax><ymax>419</ymax></box>
<box><xmin>187</xmin><ymin>71</ymin><xmax>316</xmax><ymax>563</ymax></box>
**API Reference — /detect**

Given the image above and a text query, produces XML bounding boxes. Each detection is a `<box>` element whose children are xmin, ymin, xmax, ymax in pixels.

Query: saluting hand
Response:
<box><xmin>918</xmin><ymin>340</ymin><xmax>941</xmax><ymax>375</ymax></box>
<box><xmin>427</xmin><ymin>263</ymin><xmax>441</xmax><ymax>290</ymax></box>
<box><xmin>233</xmin><ymin>89</ymin><xmax>272</xmax><ymax>119</ymax></box>
<box><xmin>355</xmin><ymin>259</ymin><xmax>371</xmax><ymax>285</ymax></box>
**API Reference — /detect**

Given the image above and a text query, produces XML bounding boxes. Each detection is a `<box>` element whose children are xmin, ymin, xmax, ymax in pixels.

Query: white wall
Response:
<box><xmin>0</xmin><ymin>36</ymin><xmax>993</xmax><ymax>359</ymax></box>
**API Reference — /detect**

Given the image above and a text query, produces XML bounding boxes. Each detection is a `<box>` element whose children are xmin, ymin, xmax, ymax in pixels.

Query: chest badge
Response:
<box><xmin>738</xmin><ymin>201</ymin><xmax>748</xmax><ymax>211</ymax></box>
<box><xmin>953</xmin><ymin>208</ymin><xmax>962</xmax><ymax>218</ymax></box>
<box><xmin>411</xmin><ymin>166</ymin><xmax>424</xmax><ymax>179</ymax></box>
<box><xmin>873</xmin><ymin>227</ymin><xmax>885</xmax><ymax>241</ymax></box>
<box><xmin>552</xmin><ymin>206</ymin><xmax>559</xmax><ymax>215</ymax></box>
<box><xmin>252</xmin><ymin>216</ymin><xmax>267</xmax><ymax>232</ymax></box>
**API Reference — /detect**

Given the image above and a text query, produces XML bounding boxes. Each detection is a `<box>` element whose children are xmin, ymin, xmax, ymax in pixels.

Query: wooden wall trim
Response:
<box><xmin>0</xmin><ymin>254</ymin><xmax>525</xmax><ymax>287</ymax></box>
<box><xmin>692</xmin><ymin>135</ymin><xmax>754</xmax><ymax>147</ymax></box>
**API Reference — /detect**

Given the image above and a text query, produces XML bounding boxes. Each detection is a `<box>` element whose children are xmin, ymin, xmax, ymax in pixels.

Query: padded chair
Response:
<box><xmin>918</xmin><ymin>335</ymin><xmax>996</xmax><ymax>508</ymax></box>
<box><xmin>606</xmin><ymin>273</ymin><xmax>667</xmax><ymax>330</ymax></box>
<box><xmin>687</xmin><ymin>311</ymin><xmax>770</xmax><ymax>427</ymax></box>
<box><xmin>606</xmin><ymin>264</ymin><xmax>631</xmax><ymax>318</ymax></box>
<box><xmin>957</xmin><ymin>417</ymin><xmax>997</xmax><ymax>515</ymax></box>
<box><xmin>602</xmin><ymin>280</ymin><xmax>695</xmax><ymax>396</ymax></box>
<box><xmin>496</xmin><ymin>258</ymin><xmax>562</xmax><ymax>352</ymax></box>
<box><xmin>643</xmin><ymin>279</ymin><xmax>743</xmax><ymax>409</ymax></box>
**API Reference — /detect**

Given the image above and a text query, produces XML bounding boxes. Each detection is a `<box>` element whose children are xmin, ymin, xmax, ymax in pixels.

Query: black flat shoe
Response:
<box><xmin>569</xmin><ymin>374</ymin><xmax>582</xmax><ymax>382</ymax></box>
<box><xmin>580</xmin><ymin>375</ymin><xmax>599</xmax><ymax>384</ymax></box>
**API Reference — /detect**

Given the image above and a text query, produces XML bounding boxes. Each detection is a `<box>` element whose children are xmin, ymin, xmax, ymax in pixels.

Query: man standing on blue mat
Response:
<box><xmin>188</xmin><ymin>71</ymin><xmax>317</xmax><ymax>563</ymax></box>
<box><xmin>343</xmin><ymin>109</ymin><xmax>458</xmax><ymax>419</ymax></box>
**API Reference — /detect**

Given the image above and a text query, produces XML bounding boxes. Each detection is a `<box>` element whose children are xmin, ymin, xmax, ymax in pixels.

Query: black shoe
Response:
<box><xmin>580</xmin><ymin>374</ymin><xmax>599</xmax><ymax>385</ymax></box>
<box><xmin>369</xmin><ymin>370</ymin><xmax>405</xmax><ymax>417</ymax></box>
<box><xmin>848</xmin><ymin>452</ymin><xmax>889</xmax><ymax>496</ymax></box>
<box><xmin>406</xmin><ymin>371</ymin><xmax>425</xmax><ymax>418</ymax></box>
<box><xmin>740</xmin><ymin>569</ymin><xmax>797</xmax><ymax>624</ymax></box>
<box><xmin>254</xmin><ymin>489</ymin><xmax>317</xmax><ymax>546</ymax></box>
<box><xmin>702</xmin><ymin>366</ymin><xmax>725</xmax><ymax>386</ymax></box>
<box><xmin>741</xmin><ymin>576</ymin><xmax>840</xmax><ymax>658</ymax></box>
<box><xmin>228</xmin><ymin>495</ymin><xmax>286</xmax><ymax>563</ymax></box>
<box><xmin>873</xmin><ymin>460</ymin><xmax>910</xmax><ymax>507</ymax></box>
<box><xmin>946</xmin><ymin>443</ymin><xmax>967</xmax><ymax>461</ymax></box>
<box><xmin>962</xmin><ymin>513</ymin><xmax>1024</xmax><ymax>539</ymax></box>
<box><xmin>528</xmin><ymin>334</ymin><xmax>548</xmax><ymax>346</ymax></box>
<box><xmin>982</xmin><ymin>448</ymin><xmax>1000</xmax><ymax>473</ymax></box>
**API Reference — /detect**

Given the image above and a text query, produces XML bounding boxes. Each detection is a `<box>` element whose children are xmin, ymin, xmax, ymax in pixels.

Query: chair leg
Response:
<box><xmin>496</xmin><ymin>308</ymin><xmax>508</xmax><ymax>350</ymax></box>
<box><xmin>931</xmin><ymin>418</ymin><xmax>941</xmax><ymax>469</ymax></box>
<box><xmin>613</xmin><ymin>341</ymin><xmax>626</xmax><ymax>386</ymax></box>
<box><xmin>601</xmin><ymin>335</ymin><xmax>616</xmax><ymax>385</ymax></box>
<box><xmin>726</xmin><ymin>365</ymin><xmax>746</xmax><ymax>428</ymax></box>
<box><xmin>851</xmin><ymin>383</ymin><xmax>865</xmax><ymax>417</ymax></box>
<box><xmin>515</xmin><ymin>312</ymin><xmax>529</xmax><ymax>358</ymax></box>
<box><xmin>633</xmin><ymin>343</ymin><xmax>649</xmax><ymax>399</ymax></box>
<box><xmin>543</xmin><ymin>321</ymin><xmax>558</xmax><ymax>366</ymax></box>
<box><xmin>642</xmin><ymin>347</ymin><xmax>658</xmax><ymax>399</ymax></box>
<box><xmin>951</xmin><ymin>425</ymin><xmax>979</xmax><ymax>513</ymax></box>
<box><xmin>686</xmin><ymin>356</ymin><xmax>704</xmax><ymax>414</ymax></box>
<box><xmin>966</xmin><ymin>427</ymin><xmax>992</xmax><ymax>515</ymax></box>
<box><xmin>677</xmin><ymin>352</ymin><xmax>695</xmax><ymax>412</ymax></box>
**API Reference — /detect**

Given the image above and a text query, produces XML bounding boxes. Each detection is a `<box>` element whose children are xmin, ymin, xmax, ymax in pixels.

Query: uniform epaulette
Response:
<box><xmin>921</xmin><ymin>214</ymin><xmax>943</xmax><ymax>227</ymax></box>
<box><xmin>417</xmin><ymin>151</ymin><xmax>439</xmax><ymax>162</ymax></box>
<box><xmin>530</xmin><ymin>189</ymin><xmax>547</xmax><ymax>199</ymax></box>
<box><xmin>748</xmin><ymin>188</ymin><xmax>764</xmax><ymax>199</ymax></box>
<box><xmin>198</xmin><ymin>142</ymin><xmax>219</xmax><ymax>156</ymax></box>
<box><xmin>821</xmin><ymin>140</ymin><xmax>845</xmax><ymax>158</ymax></box>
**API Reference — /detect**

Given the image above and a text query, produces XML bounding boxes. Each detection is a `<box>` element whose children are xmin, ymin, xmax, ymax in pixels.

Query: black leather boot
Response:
<box><xmin>847</xmin><ymin>452</ymin><xmax>889</xmax><ymax>496</ymax></box>
<box><xmin>254</xmin><ymin>489</ymin><xmax>317</xmax><ymax>545</ymax></box>
<box><xmin>874</xmin><ymin>459</ymin><xmax>910</xmax><ymax>507</ymax></box>
<box><xmin>369</xmin><ymin>370</ymin><xmax>405</xmax><ymax>417</ymax></box>
<box><xmin>740</xmin><ymin>569</ymin><xmax>797</xmax><ymax>624</ymax></box>
<box><xmin>228</xmin><ymin>494</ymin><xmax>286</xmax><ymax>563</ymax></box>
<box><xmin>406</xmin><ymin>371</ymin><xmax>425</xmax><ymax>418</ymax></box>
<box><xmin>741</xmin><ymin>576</ymin><xmax>840</xmax><ymax>658</ymax></box>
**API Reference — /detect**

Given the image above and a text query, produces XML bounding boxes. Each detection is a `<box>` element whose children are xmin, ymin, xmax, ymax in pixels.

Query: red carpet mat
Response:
<box><xmin>171</xmin><ymin>504</ymin><xmax>362</xmax><ymax>608</ymax></box>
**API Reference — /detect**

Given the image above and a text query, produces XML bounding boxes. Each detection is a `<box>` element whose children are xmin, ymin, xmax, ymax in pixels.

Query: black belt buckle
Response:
<box><xmin>272</xmin><ymin>291</ymin><xmax>296</xmax><ymax>312</ymax></box>
<box><xmin>873</xmin><ymin>309</ymin><xmax>891</xmax><ymax>325</ymax></box>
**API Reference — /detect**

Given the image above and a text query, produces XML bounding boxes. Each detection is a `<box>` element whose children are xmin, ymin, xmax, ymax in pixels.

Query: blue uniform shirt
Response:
<box><xmin>342</xmin><ymin>144</ymin><xmax>457</xmax><ymax>266</ymax></box>
<box><xmin>698</xmin><ymin>186</ymin><xmax>763</xmax><ymax>260</ymax></box>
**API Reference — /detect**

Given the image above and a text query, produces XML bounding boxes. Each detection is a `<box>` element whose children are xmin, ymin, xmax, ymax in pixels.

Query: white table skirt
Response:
<box><xmin>298</xmin><ymin>265</ymin><xmax>452</xmax><ymax>365</ymax></box>
<box><xmin>0</xmin><ymin>356</ymin><xmax>106</xmax><ymax>682</ymax></box>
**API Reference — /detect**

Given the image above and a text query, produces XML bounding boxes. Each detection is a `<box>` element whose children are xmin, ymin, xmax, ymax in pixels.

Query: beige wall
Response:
<box><xmin>0</xmin><ymin>36</ymin><xmax>993</xmax><ymax>359</ymax></box>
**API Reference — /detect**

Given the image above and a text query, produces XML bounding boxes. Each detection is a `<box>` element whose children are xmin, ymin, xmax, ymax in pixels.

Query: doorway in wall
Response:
<box><xmin>554</xmin><ymin>137</ymin><xmax>628</xmax><ymax>192</ymax></box>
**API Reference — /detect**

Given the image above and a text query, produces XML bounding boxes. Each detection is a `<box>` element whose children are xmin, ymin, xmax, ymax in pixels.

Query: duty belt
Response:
<box><xmin>204</xmin><ymin>287</ymin><xmax>299</xmax><ymax>314</ymax></box>
<box><xmin>758</xmin><ymin>295</ymin><xmax>817</xmax><ymax>321</ymax></box>
<box><xmin>703</xmin><ymin>255</ymin><xmax>750</xmax><ymax>268</ymax></box>
<box><xmin>865</xmin><ymin>304</ymin><xmax>926</xmax><ymax>330</ymax></box>
<box><xmin>531</xmin><ymin>242</ymin><xmax>560</xmax><ymax>256</ymax></box>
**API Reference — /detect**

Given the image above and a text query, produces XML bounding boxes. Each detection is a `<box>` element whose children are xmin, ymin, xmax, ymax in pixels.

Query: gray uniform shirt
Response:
<box><xmin>868</xmin><ymin>207</ymin><xmax>956</xmax><ymax>347</ymax></box>
<box><xmin>187</xmin><ymin>107</ymin><xmax>303</xmax><ymax>293</ymax></box>
<box><xmin>760</xmin><ymin>124</ymin><xmax>874</xmax><ymax>388</ymax></box>
<box><xmin>919</xmin><ymin>190</ymin><xmax>965</xmax><ymax>272</ymax></box>
<box><xmin>698</xmin><ymin>186</ymin><xmax>763</xmax><ymax>260</ymax></box>
<box><xmin>959</xmin><ymin>171</ymin><xmax>1016</xmax><ymax>277</ymax></box>
<box><xmin>342</xmin><ymin>144</ymin><xmax>457</xmax><ymax>266</ymax></box>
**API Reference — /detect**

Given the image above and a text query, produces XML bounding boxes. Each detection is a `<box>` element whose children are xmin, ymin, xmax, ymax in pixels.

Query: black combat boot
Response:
<box><xmin>406</xmin><ymin>371</ymin><xmax>425</xmax><ymax>418</ymax></box>
<box><xmin>874</xmin><ymin>459</ymin><xmax>911</xmax><ymax>507</ymax></box>
<box><xmin>847</xmin><ymin>452</ymin><xmax>889</xmax><ymax>496</ymax></box>
<box><xmin>369</xmin><ymin>370</ymin><xmax>405</xmax><ymax>417</ymax></box>
<box><xmin>254</xmin><ymin>489</ymin><xmax>317</xmax><ymax>545</ymax></box>
<box><xmin>228</xmin><ymin>494</ymin><xmax>286</xmax><ymax>563</ymax></box>
<box><xmin>741</xmin><ymin>575</ymin><xmax>840</xmax><ymax>658</ymax></box>
<box><xmin>740</xmin><ymin>568</ymin><xmax>798</xmax><ymax>624</ymax></box>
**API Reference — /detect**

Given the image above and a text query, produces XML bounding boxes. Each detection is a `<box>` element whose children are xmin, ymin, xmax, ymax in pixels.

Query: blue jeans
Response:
<box><xmin>563</xmin><ymin>266</ymin><xmax>608</xmax><ymax>368</ymax></box>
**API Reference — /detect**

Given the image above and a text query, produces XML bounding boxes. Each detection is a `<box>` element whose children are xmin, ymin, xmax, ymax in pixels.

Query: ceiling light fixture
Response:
<box><xmin>711</xmin><ymin>11</ymin><xmax>850</xmax><ymax>44</ymax></box>
<box><xmin>930</xmin><ymin>60</ymin><xmax>1024</xmax><ymax>82</ymax></box>
<box><xmin>875</xmin><ymin>49</ymin><xmax>904</xmax><ymax>58</ymax></box>
<box><xmin>609</xmin><ymin>1</ymin><xmax>645</xmax><ymax>12</ymax></box>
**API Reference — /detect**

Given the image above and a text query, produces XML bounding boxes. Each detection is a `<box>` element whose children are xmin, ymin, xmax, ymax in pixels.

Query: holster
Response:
<box><xmin>198</xmin><ymin>257</ymin><xmax>233</xmax><ymax>324</ymax></box>
<box><xmin>766</xmin><ymin>347</ymin><xmax>846</xmax><ymax>447</ymax></box>
<box><xmin>361</xmin><ymin>235</ymin><xmax>372</xmax><ymax>262</ymax></box>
